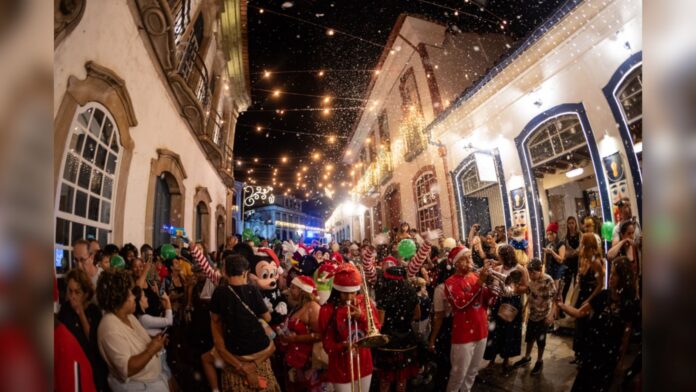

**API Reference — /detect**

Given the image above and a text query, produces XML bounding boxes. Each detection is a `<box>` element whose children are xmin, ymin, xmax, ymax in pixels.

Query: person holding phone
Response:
<box><xmin>96</xmin><ymin>270</ymin><xmax>169</xmax><ymax>391</ymax></box>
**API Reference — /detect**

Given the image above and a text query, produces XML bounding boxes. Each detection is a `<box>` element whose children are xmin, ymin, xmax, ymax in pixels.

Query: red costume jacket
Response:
<box><xmin>444</xmin><ymin>272</ymin><xmax>497</xmax><ymax>344</ymax></box>
<box><xmin>319</xmin><ymin>294</ymin><xmax>381</xmax><ymax>384</ymax></box>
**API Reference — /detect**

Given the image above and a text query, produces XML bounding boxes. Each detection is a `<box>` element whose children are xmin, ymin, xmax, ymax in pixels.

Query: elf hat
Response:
<box><xmin>448</xmin><ymin>246</ymin><xmax>470</xmax><ymax>265</ymax></box>
<box><xmin>332</xmin><ymin>263</ymin><xmax>362</xmax><ymax>292</ymax></box>
<box><xmin>291</xmin><ymin>275</ymin><xmax>317</xmax><ymax>296</ymax></box>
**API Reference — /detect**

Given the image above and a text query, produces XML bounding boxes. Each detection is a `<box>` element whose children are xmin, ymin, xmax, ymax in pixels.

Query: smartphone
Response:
<box><xmin>160</xmin><ymin>327</ymin><xmax>169</xmax><ymax>336</ymax></box>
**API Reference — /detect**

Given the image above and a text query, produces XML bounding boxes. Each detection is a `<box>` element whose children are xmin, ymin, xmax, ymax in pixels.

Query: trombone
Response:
<box><xmin>346</xmin><ymin>264</ymin><xmax>390</xmax><ymax>392</ymax></box>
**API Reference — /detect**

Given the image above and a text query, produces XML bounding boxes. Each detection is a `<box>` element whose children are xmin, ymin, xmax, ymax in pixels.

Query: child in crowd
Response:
<box><xmin>514</xmin><ymin>258</ymin><xmax>557</xmax><ymax>375</ymax></box>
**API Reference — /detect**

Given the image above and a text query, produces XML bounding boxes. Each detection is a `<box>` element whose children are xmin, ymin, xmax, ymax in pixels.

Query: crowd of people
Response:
<box><xmin>54</xmin><ymin>200</ymin><xmax>642</xmax><ymax>392</ymax></box>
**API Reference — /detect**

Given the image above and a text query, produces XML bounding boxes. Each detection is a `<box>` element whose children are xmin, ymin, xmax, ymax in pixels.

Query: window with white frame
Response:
<box><xmin>527</xmin><ymin>114</ymin><xmax>585</xmax><ymax>167</ymax></box>
<box><xmin>617</xmin><ymin>66</ymin><xmax>642</xmax><ymax>155</ymax></box>
<box><xmin>55</xmin><ymin>104</ymin><xmax>121</xmax><ymax>274</ymax></box>
<box><xmin>415</xmin><ymin>171</ymin><xmax>441</xmax><ymax>231</ymax></box>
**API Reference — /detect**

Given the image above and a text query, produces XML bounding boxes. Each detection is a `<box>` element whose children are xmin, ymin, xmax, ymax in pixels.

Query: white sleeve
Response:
<box><xmin>98</xmin><ymin>329</ymin><xmax>132</xmax><ymax>382</ymax></box>
<box><xmin>138</xmin><ymin>309</ymin><xmax>173</xmax><ymax>330</ymax></box>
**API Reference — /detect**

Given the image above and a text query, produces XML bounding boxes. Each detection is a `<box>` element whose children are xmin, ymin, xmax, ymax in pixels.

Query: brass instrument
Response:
<box><xmin>346</xmin><ymin>299</ymin><xmax>357</xmax><ymax>392</ymax></box>
<box><xmin>355</xmin><ymin>264</ymin><xmax>390</xmax><ymax>349</ymax></box>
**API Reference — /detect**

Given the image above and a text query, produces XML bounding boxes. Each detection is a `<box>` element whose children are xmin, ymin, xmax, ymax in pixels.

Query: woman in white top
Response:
<box><xmin>133</xmin><ymin>288</ymin><xmax>173</xmax><ymax>336</ymax></box>
<box><xmin>96</xmin><ymin>270</ymin><xmax>169</xmax><ymax>391</ymax></box>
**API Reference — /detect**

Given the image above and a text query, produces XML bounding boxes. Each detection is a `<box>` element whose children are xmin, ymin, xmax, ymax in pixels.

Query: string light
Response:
<box><xmin>318</xmin><ymin>70</ymin><xmax>325</xmax><ymax>77</ymax></box>
<box><xmin>326</xmin><ymin>29</ymin><xmax>335</xmax><ymax>36</ymax></box>
<box><xmin>263</xmin><ymin>70</ymin><xmax>271</xmax><ymax>78</ymax></box>
<box><xmin>256</xmin><ymin>126</ymin><xmax>262</xmax><ymax>132</ymax></box>
<box><xmin>253</xmin><ymin>158</ymin><xmax>259</xmax><ymax>163</ymax></box>
<box><xmin>323</xmin><ymin>108</ymin><xmax>330</xmax><ymax>115</ymax></box>
<box><xmin>272</xmin><ymin>89</ymin><xmax>281</xmax><ymax>97</ymax></box>
<box><xmin>328</xmin><ymin>135</ymin><xmax>336</xmax><ymax>143</ymax></box>
<box><xmin>281</xmin><ymin>156</ymin><xmax>288</xmax><ymax>163</ymax></box>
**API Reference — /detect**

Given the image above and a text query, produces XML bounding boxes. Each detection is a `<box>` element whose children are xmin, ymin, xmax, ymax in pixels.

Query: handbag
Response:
<box><xmin>497</xmin><ymin>302</ymin><xmax>519</xmax><ymax>322</ymax></box>
<box><xmin>228</xmin><ymin>285</ymin><xmax>277</xmax><ymax>340</ymax></box>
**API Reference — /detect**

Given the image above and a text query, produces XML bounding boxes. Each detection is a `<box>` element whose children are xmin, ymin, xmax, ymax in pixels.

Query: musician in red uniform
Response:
<box><xmin>319</xmin><ymin>263</ymin><xmax>381</xmax><ymax>392</ymax></box>
<box><xmin>444</xmin><ymin>246</ymin><xmax>497</xmax><ymax>392</ymax></box>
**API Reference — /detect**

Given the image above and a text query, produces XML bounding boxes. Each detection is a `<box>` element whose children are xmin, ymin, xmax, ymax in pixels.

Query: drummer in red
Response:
<box><xmin>444</xmin><ymin>246</ymin><xmax>497</xmax><ymax>392</ymax></box>
<box><xmin>318</xmin><ymin>263</ymin><xmax>381</xmax><ymax>392</ymax></box>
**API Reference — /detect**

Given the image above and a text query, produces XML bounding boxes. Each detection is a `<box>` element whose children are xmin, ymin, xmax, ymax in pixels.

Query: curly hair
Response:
<box><xmin>65</xmin><ymin>269</ymin><xmax>95</xmax><ymax>302</ymax></box>
<box><xmin>96</xmin><ymin>270</ymin><xmax>134</xmax><ymax>313</ymax></box>
<box><xmin>498</xmin><ymin>244</ymin><xmax>517</xmax><ymax>268</ymax></box>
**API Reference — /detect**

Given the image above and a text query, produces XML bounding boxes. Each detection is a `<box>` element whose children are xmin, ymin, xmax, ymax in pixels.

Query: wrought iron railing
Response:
<box><xmin>177</xmin><ymin>39</ymin><xmax>212</xmax><ymax>113</ymax></box>
<box><xmin>209</xmin><ymin>109</ymin><xmax>224</xmax><ymax>146</ymax></box>
<box><xmin>169</xmin><ymin>0</ymin><xmax>191</xmax><ymax>46</ymax></box>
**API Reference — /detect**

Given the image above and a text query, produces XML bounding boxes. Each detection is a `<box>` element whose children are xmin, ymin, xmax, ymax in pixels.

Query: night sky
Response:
<box><xmin>233</xmin><ymin>0</ymin><xmax>568</xmax><ymax>217</ymax></box>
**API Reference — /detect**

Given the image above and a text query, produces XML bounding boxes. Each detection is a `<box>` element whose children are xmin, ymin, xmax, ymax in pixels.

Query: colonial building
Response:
<box><xmin>344</xmin><ymin>13</ymin><xmax>512</xmax><ymax>241</ymax></box>
<box><xmin>243</xmin><ymin>194</ymin><xmax>324</xmax><ymax>242</ymax></box>
<box><xmin>345</xmin><ymin>0</ymin><xmax>642</xmax><ymax>255</ymax></box>
<box><xmin>53</xmin><ymin>0</ymin><xmax>250</xmax><ymax>274</ymax></box>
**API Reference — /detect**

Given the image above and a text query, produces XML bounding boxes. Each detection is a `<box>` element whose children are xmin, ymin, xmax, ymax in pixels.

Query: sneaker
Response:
<box><xmin>513</xmin><ymin>356</ymin><xmax>532</xmax><ymax>368</ymax></box>
<box><xmin>531</xmin><ymin>361</ymin><xmax>544</xmax><ymax>375</ymax></box>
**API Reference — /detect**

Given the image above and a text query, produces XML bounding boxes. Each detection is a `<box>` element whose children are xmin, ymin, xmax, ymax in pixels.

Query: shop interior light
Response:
<box><xmin>565</xmin><ymin>167</ymin><xmax>584</xmax><ymax>178</ymax></box>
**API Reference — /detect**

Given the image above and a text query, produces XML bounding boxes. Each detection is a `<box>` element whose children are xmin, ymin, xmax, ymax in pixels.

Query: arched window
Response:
<box><xmin>527</xmin><ymin>114</ymin><xmax>586</xmax><ymax>168</ymax></box>
<box><xmin>195</xmin><ymin>201</ymin><xmax>209</xmax><ymax>243</ymax></box>
<box><xmin>414</xmin><ymin>171</ymin><xmax>441</xmax><ymax>231</ymax></box>
<box><xmin>616</xmin><ymin>66</ymin><xmax>642</xmax><ymax>164</ymax></box>
<box><xmin>55</xmin><ymin>104</ymin><xmax>121</xmax><ymax>273</ymax></box>
<box><xmin>153</xmin><ymin>174</ymin><xmax>173</xmax><ymax>248</ymax></box>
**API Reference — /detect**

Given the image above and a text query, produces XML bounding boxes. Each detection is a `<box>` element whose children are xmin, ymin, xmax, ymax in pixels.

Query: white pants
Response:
<box><xmin>334</xmin><ymin>374</ymin><xmax>372</xmax><ymax>392</ymax></box>
<box><xmin>446</xmin><ymin>338</ymin><xmax>487</xmax><ymax>392</ymax></box>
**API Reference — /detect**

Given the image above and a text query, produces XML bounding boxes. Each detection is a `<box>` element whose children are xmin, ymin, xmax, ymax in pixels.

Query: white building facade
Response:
<box><xmin>54</xmin><ymin>0</ymin><xmax>250</xmax><ymax>273</ymax></box>
<box><xmin>345</xmin><ymin>0</ymin><xmax>642</xmax><ymax>256</ymax></box>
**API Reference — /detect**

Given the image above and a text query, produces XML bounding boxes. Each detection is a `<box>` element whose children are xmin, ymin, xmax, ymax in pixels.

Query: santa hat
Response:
<box><xmin>292</xmin><ymin>276</ymin><xmax>317</xmax><ymax>296</ymax></box>
<box><xmin>448</xmin><ymin>246</ymin><xmax>470</xmax><ymax>265</ymax></box>
<box><xmin>316</xmin><ymin>261</ymin><xmax>338</xmax><ymax>281</ymax></box>
<box><xmin>255</xmin><ymin>247</ymin><xmax>281</xmax><ymax>268</ymax></box>
<box><xmin>382</xmin><ymin>256</ymin><xmax>398</xmax><ymax>270</ymax></box>
<box><xmin>332</xmin><ymin>263</ymin><xmax>362</xmax><ymax>292</ymax></box>
<box><xmin>330</xmin><ymin>252</ymin><xmax>344</xmax><ymax>264</ymax></box>
<box><xmin>546</xmin><ymin>222</ymin><xmax>559</xmax><ymax>234</ymax></box>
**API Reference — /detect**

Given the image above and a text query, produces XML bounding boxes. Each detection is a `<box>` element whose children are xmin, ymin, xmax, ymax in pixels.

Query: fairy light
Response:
<box><xmin>273</xmin><ymin>89</ymin><xmax>281</xmax><ymax>97</ymax></box>
<box><xmin>259</xmin><ymin>8</ymin><xmax>264</xmax><ymax>14</ymax></box>
<box><xmin>263</xmin><ymin>70</ymin><xmax>271</xmax><ymax>78</ymax></box>
<box><xmin>302</xmin><ymin>166</ymin><xmax>308</xmax><ymax>172</ymax></box>
<box><xmin>323</xmin><ymin>108</ymin><xmax>330</xmax><ymax>115</ymax></box>
<box><xmin>253</xmin><ymin>157</ymin><xmax>259</xmax><ymax>163</ymax></box>
<box><xmin>312</xmin><ymin>152</ymin><xmax>320</xmax><ymax>160</ymax></box>
<box><xmin>323</xmin><ymin>96</ymin><xmax>331</xmax><ymax>104</ymax></box>
<box><xmin>236</xmin><ymin>160</ymin><xmax>242</xmax><ymax>166</ymax></box>
<box><xmin>328</xmin><ymin>135</ymin><xmax>336</xmax><ymax>143</ymax></box>
<box><xmin>326</xmin><ymin>29</ymin><xmax>335</xmax><ymax>36</ymax></box>
<box><xmin>345</xmin><ymin>150</ymin><xmax>352</xmax><ymax>156</ymax></box>
<box><xmin>318</xmin><ymin>70</ymin><xmax>325</xmax><ymax>77</ymax></box>
<box><xmin>256</xmin><ymin>126</ymin><xmax>262</xmax><ymax>132</ymax></box>
<box><xmin>374</xmin><ymin>70</ymin><xmax>380</xmax><ymax>75</ymax></box>
<box><xmin>281</xmin><ymin>156</ymin><xmax>288</xmax><ymax>163</ymax></box>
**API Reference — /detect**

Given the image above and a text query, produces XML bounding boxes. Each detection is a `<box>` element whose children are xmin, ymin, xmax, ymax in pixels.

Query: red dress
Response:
<box><xmin>319</xmin><ymin>295</ymin><xmax>381</xmax><ymax>384</ymax></box>
<box><xmin>285</xmin><ymin>317</ymin><xmax>313</xmax><ymax>369</ymax></box>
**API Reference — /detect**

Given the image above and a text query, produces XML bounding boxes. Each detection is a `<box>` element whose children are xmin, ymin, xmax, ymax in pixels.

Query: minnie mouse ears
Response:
<box><xmin>255</xmin><ymin>247</ymin><xmax>281</xmax><ymax>268</ymax></box>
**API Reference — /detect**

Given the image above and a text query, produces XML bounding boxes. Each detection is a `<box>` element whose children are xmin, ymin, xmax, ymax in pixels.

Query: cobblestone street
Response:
<box><xmin>473</xmin><ymin>332</ymin><xmax>577</xmax><ymax>392</ymax></box>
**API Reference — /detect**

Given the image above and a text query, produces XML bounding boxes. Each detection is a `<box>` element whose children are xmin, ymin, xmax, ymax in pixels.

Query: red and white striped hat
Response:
<box><xmin>332</xmin><ymin>263</ymin><xmax>362</xmax><ymax>292</ymax></box>
<box><xmin>448</xmin><ymin>246</ymin><xmax>471</xmax><ymax>265</ymax></box>
<box><xmin>291</xmin><ymin>275</ymin><xmax>317</xmax><ymax>295</ymax></box>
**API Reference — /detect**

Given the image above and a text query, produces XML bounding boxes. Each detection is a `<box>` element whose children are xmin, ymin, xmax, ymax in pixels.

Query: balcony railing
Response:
<box><xmin>169</xmin><ymin>0</ymin><xmax>191</xmax><ymax>46</ymax></box>
<box><xmin>209</xmin><ymin>109</ymin><xmax>224</xmax><ymax>146</ymax></box>
<box><xmin>177</xmin><ymin>39</ymin><xmax>212</xmax><ymax>114</ymax></box>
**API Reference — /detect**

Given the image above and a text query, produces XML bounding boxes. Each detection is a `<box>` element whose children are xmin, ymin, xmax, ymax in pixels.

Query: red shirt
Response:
<box><xmin>55</xmin><ymin>322</ymin><xmax>96</xmax><ymax>392</ymax></box>
<box><xmin>444</xmin><ymin>272</ymin><xmax>496</xmax><ymax>344</ymax></box>
<box><xmin>319</xmin><ymin>295</ymin><xmax>381</xmax><ymax>384</ymax></box>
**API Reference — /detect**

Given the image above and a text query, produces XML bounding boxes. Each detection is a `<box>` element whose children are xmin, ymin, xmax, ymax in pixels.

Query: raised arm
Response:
<box><xmin>191</xmin><ymin>244</ymin><xmax>221</xmax><ymax>284</ymax></box>
<box><xmin>361</xmin><ymin>247</ymin><xmax>377</xmax><ymax>285</ymax></box>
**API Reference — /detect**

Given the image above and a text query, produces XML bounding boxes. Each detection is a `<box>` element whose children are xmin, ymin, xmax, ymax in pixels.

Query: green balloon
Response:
<box><xmin>110</xmin><ymin>255</ymin><xmax>125</xmax><ymax>269</ymax></box>
<box><xmin>397</xmin><ymin>239</ymin><xmax>417</xmax><ymax>260</ymax></box>
<box><xmin>601</xmin><ymin>221</ymin><xmax>615</xmax><ymax>242</ymax></box>
<box><xmin>252</xmin><ymin>236</ymin><xmax>260</xmax><ymax>246</ymax></box>
<box><xmin>161</xmin><ymin>243</ymin><xmax>177</xmax><ymax>260</ymax></box>
<box><xmin>242</xmin><ymin>228</ymin><xmax>254</xmax><ymax>241</ymax></box>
